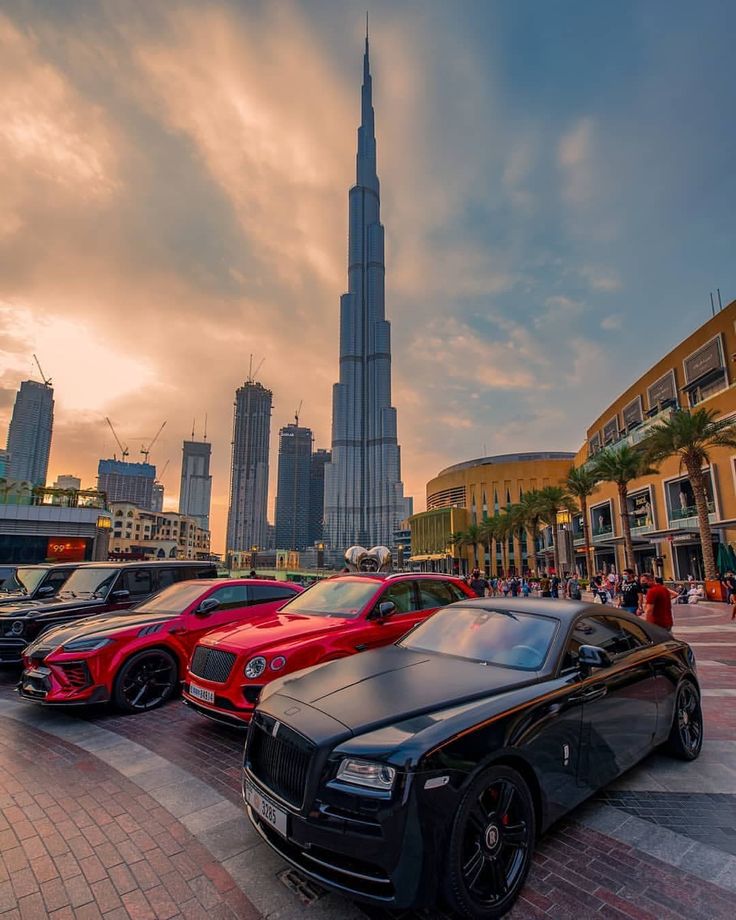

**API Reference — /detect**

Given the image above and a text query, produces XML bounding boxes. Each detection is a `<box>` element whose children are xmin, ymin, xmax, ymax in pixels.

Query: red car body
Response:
<box><xmin>17</xmin><ymin>578</ymin><xmax>302</xmax><ymax>712</ymax></box>
<box><xmin>182</xmin><ymin>573</ymin><xmax>475</xmax><ymax>727</ymax></box>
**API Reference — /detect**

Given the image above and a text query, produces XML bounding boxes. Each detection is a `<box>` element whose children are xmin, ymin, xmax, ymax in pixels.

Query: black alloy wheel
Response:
<box><xmin>445</xmin><ymin>765</ymin><xmax>535</xmax><ymax>919</ymax></box>
<box><xmin>113</xmin><ymin>649</ymin><xmax>179</xmax><ymax>714</ymax></box>
<box><xmin>666</xmin><ymin>679</ymin><xmax>703</xmax><ymax>761</ymax></box>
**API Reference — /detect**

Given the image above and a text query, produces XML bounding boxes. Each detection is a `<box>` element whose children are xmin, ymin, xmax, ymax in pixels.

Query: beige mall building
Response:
<box><xmin>110</xmin><ymin>503</ymin><xmax>210</xmax><ymax>560</ymax></box>
<box><xmin>410</xmin><ymin>299</ymin><xmax>736</xmax><ymax>581</ymax></box>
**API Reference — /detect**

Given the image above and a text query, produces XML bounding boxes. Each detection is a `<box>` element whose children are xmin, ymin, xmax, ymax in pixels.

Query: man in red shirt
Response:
<box><xmin>640</xmin><ymin>573</ymin><xmax>674</xmax><ymax>631</ymax></box>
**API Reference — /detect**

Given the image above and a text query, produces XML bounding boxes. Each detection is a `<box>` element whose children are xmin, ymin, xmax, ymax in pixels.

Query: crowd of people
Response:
<box><xmin>463</xmin><ymin>566</ymin><xmax>678</xmax><ymax>632</ymax></box>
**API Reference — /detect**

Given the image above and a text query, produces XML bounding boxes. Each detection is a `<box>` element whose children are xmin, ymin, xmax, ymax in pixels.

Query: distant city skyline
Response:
<box><xmin>5</xmin><ymin>380</ymin><xmax>54</xmax><ymax>486</ymax></box>
<box><xmin>1</xmin><ymin>1</ymin><xmax>734</xmax><ymax>552</ymax></box>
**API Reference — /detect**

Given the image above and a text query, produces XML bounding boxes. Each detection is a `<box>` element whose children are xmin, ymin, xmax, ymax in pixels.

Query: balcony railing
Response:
<box><xmin>587</xmin><ymin>403</ymin><xmax>678</xmax><ymax>459</ymax></box>
<box><xmin>668</xmin><ymin>501</ymin><xmax>716</xmax><ymax>529</ymax></box>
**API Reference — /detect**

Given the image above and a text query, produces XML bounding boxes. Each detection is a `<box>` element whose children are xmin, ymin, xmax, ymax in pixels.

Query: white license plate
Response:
<box><xmin>245</xmin><ymin>779</ymin><xmax>288</xmax><ymax>837</ymax></box>
<box><xmin>188</xmin><ymin>682</ymin><xmax>215</xmax><ymax>704</ymax></box>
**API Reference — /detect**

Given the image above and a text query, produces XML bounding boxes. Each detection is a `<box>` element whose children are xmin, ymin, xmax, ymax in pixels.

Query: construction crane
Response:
<box><xmin>157</xmin><ymin>459</ymin><xmax>170</xmax><ymax>481</ymax></box>
<box><xmin>141</xmin><ymin>421</ymin><xmax>166</xmax><ymax>463</ymax></box>
<box><xmin>105</xmin><ymin>417</ymin><xmax>129</xmax><ymax>461</ymax></box>
<box><xmin>294</xmin><ymin>400</ymin><xmax>303</xmax><ymax>427</ymax></box>
<box><xmin>247</xmin><ymin>354</ymin><xmax>265</xmax><ymax>384</ymax></box>
<box><xmin>33</xmin><ymin>354</ymin><xmax>52</xmax><ymax>387</ymax></box>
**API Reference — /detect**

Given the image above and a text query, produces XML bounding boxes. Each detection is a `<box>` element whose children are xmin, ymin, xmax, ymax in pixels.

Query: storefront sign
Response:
<box><xmin>46</xmin><ymin>538</ymin><xmax>87</xmax><ymax>561</ymax></box>
<box><xmin>622</xmin><ymin>396</ymin><xmax>643</xmax><ymax>429</ymax></box>
<box><xmin>647</xmin><ymin>369</ymin><xmax>676</xmax><ymax>408</ymax></box>
<box><xmin>684</xmin><ymin>337</ymin><xmax>723</xmax><ymax>383</ymax></box>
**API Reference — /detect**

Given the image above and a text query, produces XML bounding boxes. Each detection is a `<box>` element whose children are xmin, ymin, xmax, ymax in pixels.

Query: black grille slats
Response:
<box><xmin>190</xmin><ymin>646</ymin><xmax>236</xmax><ymax>683</ymax></box>
<box><xmin>249</xmin><ymin>717</ymin><xmax>313</xmax><ymax>808</ymax></box>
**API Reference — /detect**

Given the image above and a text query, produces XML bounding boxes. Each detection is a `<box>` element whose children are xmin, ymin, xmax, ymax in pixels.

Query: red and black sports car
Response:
<box><xmin>182</xmin><ymin>573</ymin><xmax>475</xmax><ymax>726</ymax></box>
<box><xmin>18</xmin><ymin>578</ymin><xmax>301</xmax><ymax>712</ymax></box>
<box><xmin>244</xmin><ymin>598</ymin><xmax>702</xmax><ymax>919</ymax></box>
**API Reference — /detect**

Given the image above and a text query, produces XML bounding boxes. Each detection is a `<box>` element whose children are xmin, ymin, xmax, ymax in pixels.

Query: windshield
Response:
<box><xmin>58</xmin><ymin>567</ymin><xmax>118</xmax><ymax>599</ymax></box>
<box><xmin>132</xmin><ymin>582</ymin><xmax>206</xmax><ymax>616</ymax></box>
<box><xmin>399</xmin><ymin>606</ymin><xmax>558</xmax><ymax>671</ymax></box>
<box><xmin>280</xmin><ymin>578</ymin><xmax>379</xmax><ymax>618</ymax></box>
<box><xmin>0</xmin><ymin>567</ymin><xmax>46</xmax><ymax>595</ymax></box>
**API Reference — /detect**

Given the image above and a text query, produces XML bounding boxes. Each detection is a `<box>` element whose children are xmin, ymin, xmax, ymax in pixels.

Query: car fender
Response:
<box><xmin>110</xmin><ymin>642</ymin><xmax>186</xmax><ymax>685</ymax></box>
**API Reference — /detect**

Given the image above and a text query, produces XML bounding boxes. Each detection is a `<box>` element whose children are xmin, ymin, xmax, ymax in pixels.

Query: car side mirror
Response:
<box><xmin>37</xmin><ymin>586</ymin><xmax>55</xmax><ymax>597</ymax></box>
<box><xmin>578</xmin><ymin>645</ymin><xmax>612</xmax><ymax>671</ymax></box>
<box><xmin>375</xmin><ymin>600</ymin><xmax>397</xmax><ymax>620</ymax></box>
<box><xmin>110</xmin><ymin>589</ymin><xmax>130</xmax><ymax>602</ymax></box>
<box><xmin>194</xmin><ymin>597</ymin><xmax>220</xmax><ymax>616</ymax></box>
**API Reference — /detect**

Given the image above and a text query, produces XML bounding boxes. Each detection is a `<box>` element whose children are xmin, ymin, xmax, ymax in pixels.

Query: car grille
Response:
<box><xmin>189</xmin><ymin>646</ymin><xmax>237</xmax><ymax>683</ymax></box>
<box><xmin>248</xmin><ymin>714</ymin><xmax>314</xmax><ymax>809</ymax></box>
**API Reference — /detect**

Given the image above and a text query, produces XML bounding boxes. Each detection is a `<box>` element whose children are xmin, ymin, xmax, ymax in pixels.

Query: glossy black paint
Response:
<box><xmin>0</xmin><ymin>561</ymin><xmax>217</xmax><ymax>664</ymax></box>
<box><xmin>242</xmin><ymin>599</ymin><xmax>697</xmax><ymax>911</ymax></box>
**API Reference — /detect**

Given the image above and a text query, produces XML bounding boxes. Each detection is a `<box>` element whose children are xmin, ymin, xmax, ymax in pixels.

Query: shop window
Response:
<box><xmin>590</xmin><ymin>501</ymin><xmax>614</xmax><ymax>538</ymax></box>
<box><xmin>665</xmin><ymin>471</ymin><xmax>715</xmax><ymax>523</ymax></box>
<box><xmin>627</xmin><ymin>488</ymin><xmax>654</xmax><ymax>530</ymax></box>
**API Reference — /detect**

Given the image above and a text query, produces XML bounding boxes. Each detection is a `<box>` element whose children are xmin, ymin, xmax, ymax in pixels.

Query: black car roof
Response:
<box><xmin>452</xmin><ymin>597</ymin><xmax>600</xmax><ymax>623</ymax></box>
<box><xmin>69</xmin><ymin>560</ymin><xmax>217</xmax><ymax>570</ymax></box>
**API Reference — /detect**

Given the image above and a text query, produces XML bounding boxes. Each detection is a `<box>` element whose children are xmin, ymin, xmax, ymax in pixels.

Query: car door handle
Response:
<box><xmin>570</xmin><ymin>685</ymin><xmax>608</xmax><ymax>703</ymax></box>
<box><xmin>355</xmin><ymin>644</ymin><xmax>367</xmax><ymax>652</ymax></box>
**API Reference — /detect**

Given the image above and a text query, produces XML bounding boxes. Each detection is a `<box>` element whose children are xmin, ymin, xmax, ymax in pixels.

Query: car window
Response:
<box><xmin>416</xmin><ymin>580</ymin><xmax>457</xmax><ymax>610</ymax></box>
<box><xmin>377</xmin><ymin>581</ymin><xmax>417</xmax><ymax>615</ymax></box>
<box><xmin>399</xmin><ymin>606</ymin><xmax>557</xmax><ymax>671</ymax></box>
<box><xmin>446</xmin><ymin>583</ymin><xmax>469</xmax><ymax>603</ymax></box>
<box><xmin>280</xmin><ymin>578</ymin><xmax>380</xmax><ymax>618</ymax></box>
<box><xmin>562</xmin><ymin>615</ymin><xmax>650</xmax><ymax>672</ymax></box>
<box><xmin>122</xmin><ymin>569</ymin><xmax>153</xmax><ymax>598</ymax></box>
<box><xmin>46</xmin><ymin>571</ymin><xmax>71</xmax><ymax>591</ymax></box>
<box><xmin>192</xmin><ymin>565</ymin><xmax>218</xmax><ymax>579</ymax></box>
<box><xmin>208</xmin><ymin>584</ymin><xmax>250</xmax><ymax>610</ymax></box>
<box><xmin>249</xmin><ymin>585</ymin><xmax>298</xmax><ymax>605</ymax></box>
<box><xmin>156</xmin><ymin>569</ymin><xmax>178</xmax><ymax>590</ymax></box>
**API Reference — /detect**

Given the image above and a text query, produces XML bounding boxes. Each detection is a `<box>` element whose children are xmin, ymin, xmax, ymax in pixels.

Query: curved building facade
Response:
<box><xmin>413</xmin><ymin>299</ymin><xmax>736</xmax><ymax>581</ymax></box>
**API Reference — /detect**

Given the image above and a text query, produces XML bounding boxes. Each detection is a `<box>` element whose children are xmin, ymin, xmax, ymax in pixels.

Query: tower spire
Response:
<box><xmin>357</xmin><ymin>13</ymin><xmax>378</xmax><ymax>193</ymax></box>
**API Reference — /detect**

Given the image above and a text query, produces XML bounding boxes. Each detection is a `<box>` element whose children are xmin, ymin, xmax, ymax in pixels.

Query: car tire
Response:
<box><xmin>665</xmin><ymin>679</ymin><xmax>703</xmax><ymax>761</ymax></box>
<box><xmin>112</xmin><ymin>649</ymin><xmax>179</xmax><ymax>714</ymax></box>
<box><xmin>444</xmin><ymin>764</ymin><xmax>535</xmax><ymax>919</ymax></box>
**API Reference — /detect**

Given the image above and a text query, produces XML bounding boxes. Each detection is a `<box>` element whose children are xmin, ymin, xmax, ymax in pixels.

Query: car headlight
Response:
<box><xmin>9</xmin><ymin>620</ymin><xmax>25</xmax><ymax>636</ymax></box>
<box><xmin>244</xmin><ymin>656</ymin><xmax>267</xmax><ymax>679</ymax></box>
<box><xmin>336</xmin><ymin>758</ymin><xmax>396</xmax><ymax>790</ymax></box>
<box><xmin>62</xmin><ymin>637</ymin><xmax>114</xmax><ymax>652</ymax></box>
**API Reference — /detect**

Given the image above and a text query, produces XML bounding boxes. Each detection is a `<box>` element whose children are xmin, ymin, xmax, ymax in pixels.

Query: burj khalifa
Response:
<box><xmin>323</xmin><ymin>30</ymin><xmax>410</xmax><ymax>551</ymax></box>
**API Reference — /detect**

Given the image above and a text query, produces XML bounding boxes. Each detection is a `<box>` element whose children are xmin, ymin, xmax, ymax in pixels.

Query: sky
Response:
<box><xmin>1</xmin><ymin>0</ymin><xmax>734</xmax><ymax>553</ymax></box>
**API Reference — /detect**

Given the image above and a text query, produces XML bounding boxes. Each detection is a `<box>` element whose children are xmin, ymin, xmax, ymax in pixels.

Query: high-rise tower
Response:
<box><xmin>324</xmin><ymin>30</ymin><xmax>409</xmax><ymax>550</ymax></box>
<box><xmin>5</xmin><ymin>380</ymin><xmax>54</xmax><ymax>486</ymax></box>
<box><xmin>179</xmin><ymin>440</ymin><xmax>212</xmax><ymax>531</ymax></box>
<box><xmin>274</xmin><ymin>424</ymin><xmax>313</xmax><ymax>551</ymax></box>
<box><xmin>226</xmin><ymin>381</ymin><xmax>272</xmax><ymax>553</ymax></box>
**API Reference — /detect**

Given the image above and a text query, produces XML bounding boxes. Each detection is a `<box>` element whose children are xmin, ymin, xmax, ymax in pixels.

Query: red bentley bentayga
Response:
<box><xmin>182</xmin><ymin>573</ymin><xmax>475</xmax><ymax>726</ymax></box>
<box><xmin>18</xmin><ymin>579</ymin><xmax>302</xmax><ymax>712</ymax></box>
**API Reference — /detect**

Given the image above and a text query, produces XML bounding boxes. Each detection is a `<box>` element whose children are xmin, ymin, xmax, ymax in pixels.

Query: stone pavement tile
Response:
<box><xmin>108</xmin><ymin>863</ymin><xmax>138</xmax><ymax>896</ymax></box>
<box><xmin>17</xmin><ymin>891</ymin><xmax>46</xmax><ymax>920</ymax></box>
<box><xmin>90</xmin><ymin>877</ymin><xmax>123</xmax><ymax>914</ymax></box>
<box><xmin>121</xmin><ymin>888</ymin><xmax>157</xmax><ymax>920</ymax></box>
<box><xmin>41</xmin><ymin>876</ymin><xmax>71</xmax><ymax>912</ymax></box>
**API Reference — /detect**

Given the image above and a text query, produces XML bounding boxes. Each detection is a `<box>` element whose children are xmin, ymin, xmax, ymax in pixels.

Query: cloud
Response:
<box><xmin>601</xmin><ymin>314</ymin><xmax>623</xmax><ymax>330</ymax></box>
<box><xmin>580</xmin><ymin>265</ymin><xmax>622</xmax><ymax>292</ymax></box>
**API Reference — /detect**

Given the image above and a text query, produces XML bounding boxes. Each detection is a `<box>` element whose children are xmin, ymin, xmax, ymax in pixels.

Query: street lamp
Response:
<box><xmin>397</xmin><ymin>543</ymin><xmax>404</xmax><ymax>571</ymax></box>
<box><xmin>250</xmin><ymin>545</ymin><xmax>258</xmax><ymax>572</ymax></box>
<box><xmin>555</xmin><ymin>511</ymin><xmax>571</xmax><ymax>572</ymax></box>
<box><xmin>317</xmin><ymin>542</ymin><xmax>324</xmax><ymax>569</ymax></box>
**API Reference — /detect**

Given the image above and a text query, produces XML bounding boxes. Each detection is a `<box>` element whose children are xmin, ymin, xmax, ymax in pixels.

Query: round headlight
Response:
<box><xmin>270</xmin><ymin>656</ymin><xmax>286</xmax><ymax>671</ymax></box>
<box><xmin>10</xmin><ymin>620</ymin><xmax>24</xmax><ymax>636</ymax></box>
<box><xmin>244</xmin><ymin>656</ymin><xmax>267</xmax><ymax>679</ymax></box>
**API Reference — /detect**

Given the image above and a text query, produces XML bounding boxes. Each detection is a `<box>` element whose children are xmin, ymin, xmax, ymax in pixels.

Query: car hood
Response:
<box><xmin>199</xmin><ymin>612</ymin><xmax>354</xmax><ymax>654</ymax></box>
<box><xmin>261</xmin><ymin>645</ymin><xmax>540</xmax><ymax>736</ymax></box>
<box><xmin>0</xmin><ymin>597</ymin><xmax>102</xmax><ymax>618</ymax></box>
<box><xmin>25</xmin><ymin>611</ymin><xmax>175</xmax><ymax>654</ymax></box>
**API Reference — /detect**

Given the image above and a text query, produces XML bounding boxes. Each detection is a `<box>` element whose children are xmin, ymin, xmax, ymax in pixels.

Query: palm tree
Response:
<box><xmin>513</xmin><ymin>491</ymin><xmax>545</xmax><ymax>574</ymax></box>
<box><xmin>454</xmin><ymin>523</ymin><xmax>483</xmax><ymax>572</ymax></box>
<box><xmin>491</xmin><ymin>511</ymin><xmax>515</xmax><ymax>576</ymax></box>
<box><xmin>536</xmin><ymin>486</ymin><xmax>576</xmax><ymax>576</ymax></box>
<box><xmin>642</xmin><ymin>408</ymin><xmax>736</xmax><ymax>580</ymax></box>
<box><xmin>591</xmin><ymin>445</ymin><xmax>654</xmax><ymax>571</ymax></box>
<box><xmin>478</xmin><ymin>516</ymin><xmax>499</xmax><ymax>576</ymax></box>
<box><xmin>565</xmin><ymin>465</ymin><xmax>600</xmax><ymax>578</ymax></box>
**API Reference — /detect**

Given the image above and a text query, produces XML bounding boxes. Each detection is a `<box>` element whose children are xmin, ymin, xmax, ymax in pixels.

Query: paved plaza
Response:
<box><xmin>1</xmin><ymin>601</ymin><xmax>736</xmax><ymax>919</ymax></box>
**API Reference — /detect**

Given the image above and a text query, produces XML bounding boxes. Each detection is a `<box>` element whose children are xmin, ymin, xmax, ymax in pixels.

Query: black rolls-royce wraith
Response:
<box><xmin>242</xmin><ymin>598</ymin><xmax>702</xmax><ymax>919</ymax></box>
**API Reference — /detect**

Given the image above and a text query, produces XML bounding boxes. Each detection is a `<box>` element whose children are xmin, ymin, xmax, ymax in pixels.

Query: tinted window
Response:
<box><xmin>400</xmin><ymin>607</ymin><xmax>557</xmax><ymax>671</ymax></box>
<box><xmin>281</xmin><ymin>578</ymin><xmax>380</xmax><ymax>618</ymax></box>
<box><xmin>208</xmin><ymin>584</ymin><xmax>249</xmax><ymax>610</ymax></box>
<box><xmin>563</xmin><ymin>615</ymin><xmax>650</xmax><ymax>671</ymax></box>
<box><xmin>60</xmin><ymin>567</ymin><xmax>118</xmax><ymax>599</ymax></box>
<box><xmin>416</xmin><ymin>580</ymin><xmax>457</xmax><ymax>610</ymax></box>
<box><xmin>249</xmin><ymin>585</ymin><xmax>298</xmax><ymax>604</ymax></box>
<box><xmin>135</xmin><ymin>582</ymin><xmax>208</xmax><ymax>615</ymax></box>
<box><xmin>379</xmin><ymin>581</ymin><xmax>417</xmax><ymax>615</ymax></box>
<box><xmin>2</xmin><ymin>567</ymin><xmax>46</xmax><ymax>595</ymax></box>
<box><xmin>192</xmin><ymin>565</ymin><xmax>218</xmax><ymax>579</ymax></box>
<box><xmin>156</xmin><ymin>569</ymin><xmax>178</xmax><ymax>590</ymax></box>
<box><xmin>122</xmin><ymin>569</ymin><xmax>153</xmax><ymax>598</ymax></box>
<box><xmin>447</xmin><ymin>583</ymin><xmax>469</xmax><ymax>603</ymax></box>
<box><xmin>44</xmin><ymin>570</ymin><xmax>72</xmax><ymax>593</ymax></box>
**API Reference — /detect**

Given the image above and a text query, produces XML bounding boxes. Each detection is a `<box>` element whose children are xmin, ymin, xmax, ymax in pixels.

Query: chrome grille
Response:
<box><xmin>248</xmin><ymin>715</ymin><xmax>314</xmax><ymax>808</ymax></box>
<box><xmin>190</xmin><ymin>646</ymin><xmax>236</xmax><ymax>683</ymax></box>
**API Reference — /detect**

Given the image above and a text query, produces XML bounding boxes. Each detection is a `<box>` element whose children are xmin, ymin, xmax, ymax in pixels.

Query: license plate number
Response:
<box><xmin>188</xmin><ymin>682</ymin><xmax>215</xmax><ymax>704</ymax></box>
<box><xmin>245</xmin><ymin>779</ymin><xmax>288</xmax><ymax>837</ymax></box>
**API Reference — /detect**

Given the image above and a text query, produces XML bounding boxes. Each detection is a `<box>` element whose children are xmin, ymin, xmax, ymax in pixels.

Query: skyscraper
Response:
<box><xmin>5</xmin><ymin>379</ymin><xmax>54</xmax><ymax>486</ymax></box>
<box><xmin>226</xmin><ymin>381</ymin><xmax>272</xmax><ymax>553</ymax></box>
<box><xmin>98</xmin><ymin>459</ymin><xmax>156</xmax><ymax>508</ymax></box>
<box><xmin>178</xmin><ymin>440</ymin><xmax>212</xmax><ymax>530</ymax></box>
<box><xmin>324</xmin><ymin>31</ymin><xmax>410</xmax><ymax>550</ymax></box>
<box><xmin>309</xmin><ymin>448</ymin><xmax>331</xmax><ymax>546</ymax></box>
<box><xmin>274</xmin><ymin>424</ymin><xmax>313</xmax><ymax>551</ymax></box>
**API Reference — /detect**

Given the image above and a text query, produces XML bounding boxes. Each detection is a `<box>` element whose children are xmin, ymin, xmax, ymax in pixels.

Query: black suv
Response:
<box><xmin>0</xmin><ymin>564</ymin><xmax>80</xmax><ymax>607</ymax></box>
<box><xmin>0</xmin><ymin>560</ymin><xmax>217</xmax><ymax>664</ymax></box>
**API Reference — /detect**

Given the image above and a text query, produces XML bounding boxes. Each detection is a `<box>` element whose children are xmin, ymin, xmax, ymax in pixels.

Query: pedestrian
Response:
<box><xmin>248</xmin><ymin>569</ymin><xmax>257</xmax><ymax>578</ymax></box>
<box><xmin>468</xmin><ymin>569</ymin><xmax>488</xmax><ymax>598</ymax></box>
<box><xmin>567</xmin><ymin>573</ymin><xmax>582</xmax><ymax>601</ymax></box>
<box><xmin>640</xmin><ymin>572</ymin><xmax>673</xmax><ymax>632</ymax></box>
<box><xmin>550</xmin><ymin>574</ymin><xmax>560</xmax><ymax>598</ymax></box>
<box><xmin>619</xmin><ymin>568</ymin><xmax>642</xmax><ymax>615</ymax></box>
<box><xmin>521</xmin><ymin>578</ymin><xmax>531</xmax><ymax>597</ymax></box>
<box><xmin>510</xmin><ymin>577</ymin><xmax>520</xmax><ymax>597</ymax></box>
<box><xmin>725</xmin><ymin>571</ymin><xmax>736</xmax><ymax>605</ymax></box>
<box><xmin>539</xmin><ymin>574</ymin><xmax>551</xmax><ymax>598</ymax></box>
